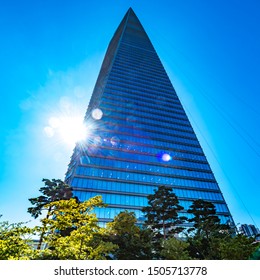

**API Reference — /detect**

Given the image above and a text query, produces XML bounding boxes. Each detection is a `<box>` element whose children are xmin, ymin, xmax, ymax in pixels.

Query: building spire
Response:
<box><xmin>127</xmin><ymin>7</ymin><xmax>136</xmax><ymax>16</ymax></box>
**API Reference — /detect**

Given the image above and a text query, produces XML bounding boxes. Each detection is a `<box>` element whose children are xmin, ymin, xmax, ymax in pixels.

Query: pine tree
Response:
<box><xmin>28</xmin><ymin>178</ymin><xmax>73</xmax><ymax>249</ymax></box>
<box><xmin>186</xmin><ymin>199</ymin><xmax>229</xmax><ymax>259</ymax></box>
<box><xmin>28</xmin><ymin>178</ymin><xmax>73</xmax><ymax>219</ymax></box>
<box><xmin>142</xmin><ymin>186</ymin><xmax>185</xmax><ymax>239</ymax></box>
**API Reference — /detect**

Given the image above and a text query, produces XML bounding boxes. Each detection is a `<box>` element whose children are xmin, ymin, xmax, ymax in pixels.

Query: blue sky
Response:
<box><xmin>0</xmin><ymin>0</ymin><xmax>259</xmax><ymax>229</ymax></box>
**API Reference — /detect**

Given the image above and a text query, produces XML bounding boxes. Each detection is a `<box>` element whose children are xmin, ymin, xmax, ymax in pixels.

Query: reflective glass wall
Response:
<box><xmin>65</xmin><ymin>8</ymin><xmax>233</xmax><ymax>226</ymax></box>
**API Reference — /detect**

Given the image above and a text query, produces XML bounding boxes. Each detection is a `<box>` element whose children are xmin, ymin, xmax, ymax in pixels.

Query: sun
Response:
<box><xmin>44</xmin><ymin>108</ymin><xmax>103</xmax><ymax>149</ymax></box>
<box><xmin>44</xmin><ymin>115</ymin><xmax>90</xmax><ymax>148</ymax></box>
<box><xmin>58</xmin><ymin>116</ymin><xmax>88</xmax><ymax>146</ymax></box>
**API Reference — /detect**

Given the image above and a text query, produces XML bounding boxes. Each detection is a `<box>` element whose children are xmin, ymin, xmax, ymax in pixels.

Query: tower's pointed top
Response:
<box><xmin>127</xmin><ymin>7</ymin><xmax>135</xmax><ymax>15</ymax></box>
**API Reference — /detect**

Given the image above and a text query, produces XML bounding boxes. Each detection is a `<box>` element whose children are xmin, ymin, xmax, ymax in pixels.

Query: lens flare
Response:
<box><xmin>157</xmin><ymin>152</ymin><xmax>172</xmax><ymax>162</ymax></box>
<box><xmin>162</xmin><ymin>153</ymin><xmax>172</xmax><ymax>162</ymax></box>
<box><xmin>91</xmin><ymin>108</ymin><xmax>103</xmax><ymax>120</ymax></box>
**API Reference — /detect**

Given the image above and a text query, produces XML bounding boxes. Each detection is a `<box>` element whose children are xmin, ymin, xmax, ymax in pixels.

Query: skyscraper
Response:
<box><xmin>240</xmin><ymin>224</ymin><xmax>260</xmax><ymax>239</ymax></box>
<box><xmin>65</xmin><ymin>8</ymin><xmax>233</xmax><ymax>226</ymax></box>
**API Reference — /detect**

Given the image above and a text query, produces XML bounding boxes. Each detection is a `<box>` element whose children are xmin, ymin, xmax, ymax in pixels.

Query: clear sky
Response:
<box><xmin>0</xmin><ymin>0</ymin><xmax>259</xmax><ymax>229</ymax></box>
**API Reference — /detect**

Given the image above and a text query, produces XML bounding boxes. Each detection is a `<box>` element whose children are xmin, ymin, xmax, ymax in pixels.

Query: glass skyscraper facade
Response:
<box><xmin>65</xmin><ymin>8</ymin><xmax>233</xmax><ymax>226</ymax></box>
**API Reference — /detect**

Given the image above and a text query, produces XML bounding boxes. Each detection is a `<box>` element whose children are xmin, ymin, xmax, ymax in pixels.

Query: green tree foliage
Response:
<box><xmin>28</xmin><ymin>178</ymin><xmax>73</xmax><ymax>249</ymax></box>
<box><xmin>2</xmin><ymin>180</ymin><xmax>258</xmax><ymax>260</ymax></box>
<box><xmin>250</xmin><ymin>244</ymin><xmax>260</xmax><ymax>260</ymax></box>
<box><xmin>28</xmin><ymin>178</ymin><xmax>73</xmax><ymax>219</ymax></box>
<box><xmin>142</xmin><ymin>186</ymin><xmax>185</xmax><ymax>240</ymax></box>
<box><xmin>187</xmin><ymin>199</ymin><xmax>226</xmax><ymax>238</ymax></box>
<box><xmin>219</xmin><ymin>234</ymin><xmax>257</xmax><ymax>260</ymax></box>
<box><xmin>160</xmin><ymin>237</ymin><xmax>192</xmax><ymax>260</ymax></box>
<box><xmin>0</xmin><ymin>217</ymin><xmax>35</xmax><ymax>260</ymax></box>
<box><xmin>187</xmin><ymin>199</ymin><xmax>231</xmax><ymax>259</ymax></box>
<box><xmin>35</xmin><ymin>196</ymin><xmax>117</xmax><ymax>260</ymax></box>
<box><xmin>107</xmin><ymin>211</ymin><xmax>153</xmax><ymax>259</ymax></box>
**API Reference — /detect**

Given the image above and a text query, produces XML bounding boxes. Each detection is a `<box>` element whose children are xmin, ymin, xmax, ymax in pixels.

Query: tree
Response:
<box><xmin>250</xmin><ymin>244</ymin><xmax>260</xmax><ymax>260</ymax></box>
<box><xmin>219</xmin><ymin>234</ymin><xmax>257</xmax><ymax>260</ymax></box>
<box><xmin>187</xmin><ymin>199</ymin><xmax>226</xmax><ymax>238</ymax></box>
<box><xmin>142</xmin><ymin>186</ymin><xmax>185</xmax><ymax>240</ymax></box>
<box><xmin>160</xmin><ymin>237</ymin><xmax>192</xmax><ymax>260</ymax></box>
<box><xmin>28</xmin><ymin>178</ymin><xmax>73</xmax><ymax>249</ymax></box>
<box><xmin>185</xmin><ymin>199</ymin><xmax>257</xmax><ymax>260</ymax></box>
<box><xmin>28</xmin><ymin>178</ymin><xmax>73</xmax><ymax>219</ymax></box>
<box><xmin>0</xmin><ymin>217</ymin><xmax>35</xmax><ymax>260</ymax></box>
<box><xmin>107</xmin><ymin>211</ymin><xmax>153</xmax><ymax>259</ymax></box>
<box><xmin>186</xmin><ymin>199</ymin><xmax>230</xmax><ymax>259</ymax></box>
<box><xmin>35</xmin><ymin>196</ymin><xmax>117</xmax><ymax>260</ymax></box>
